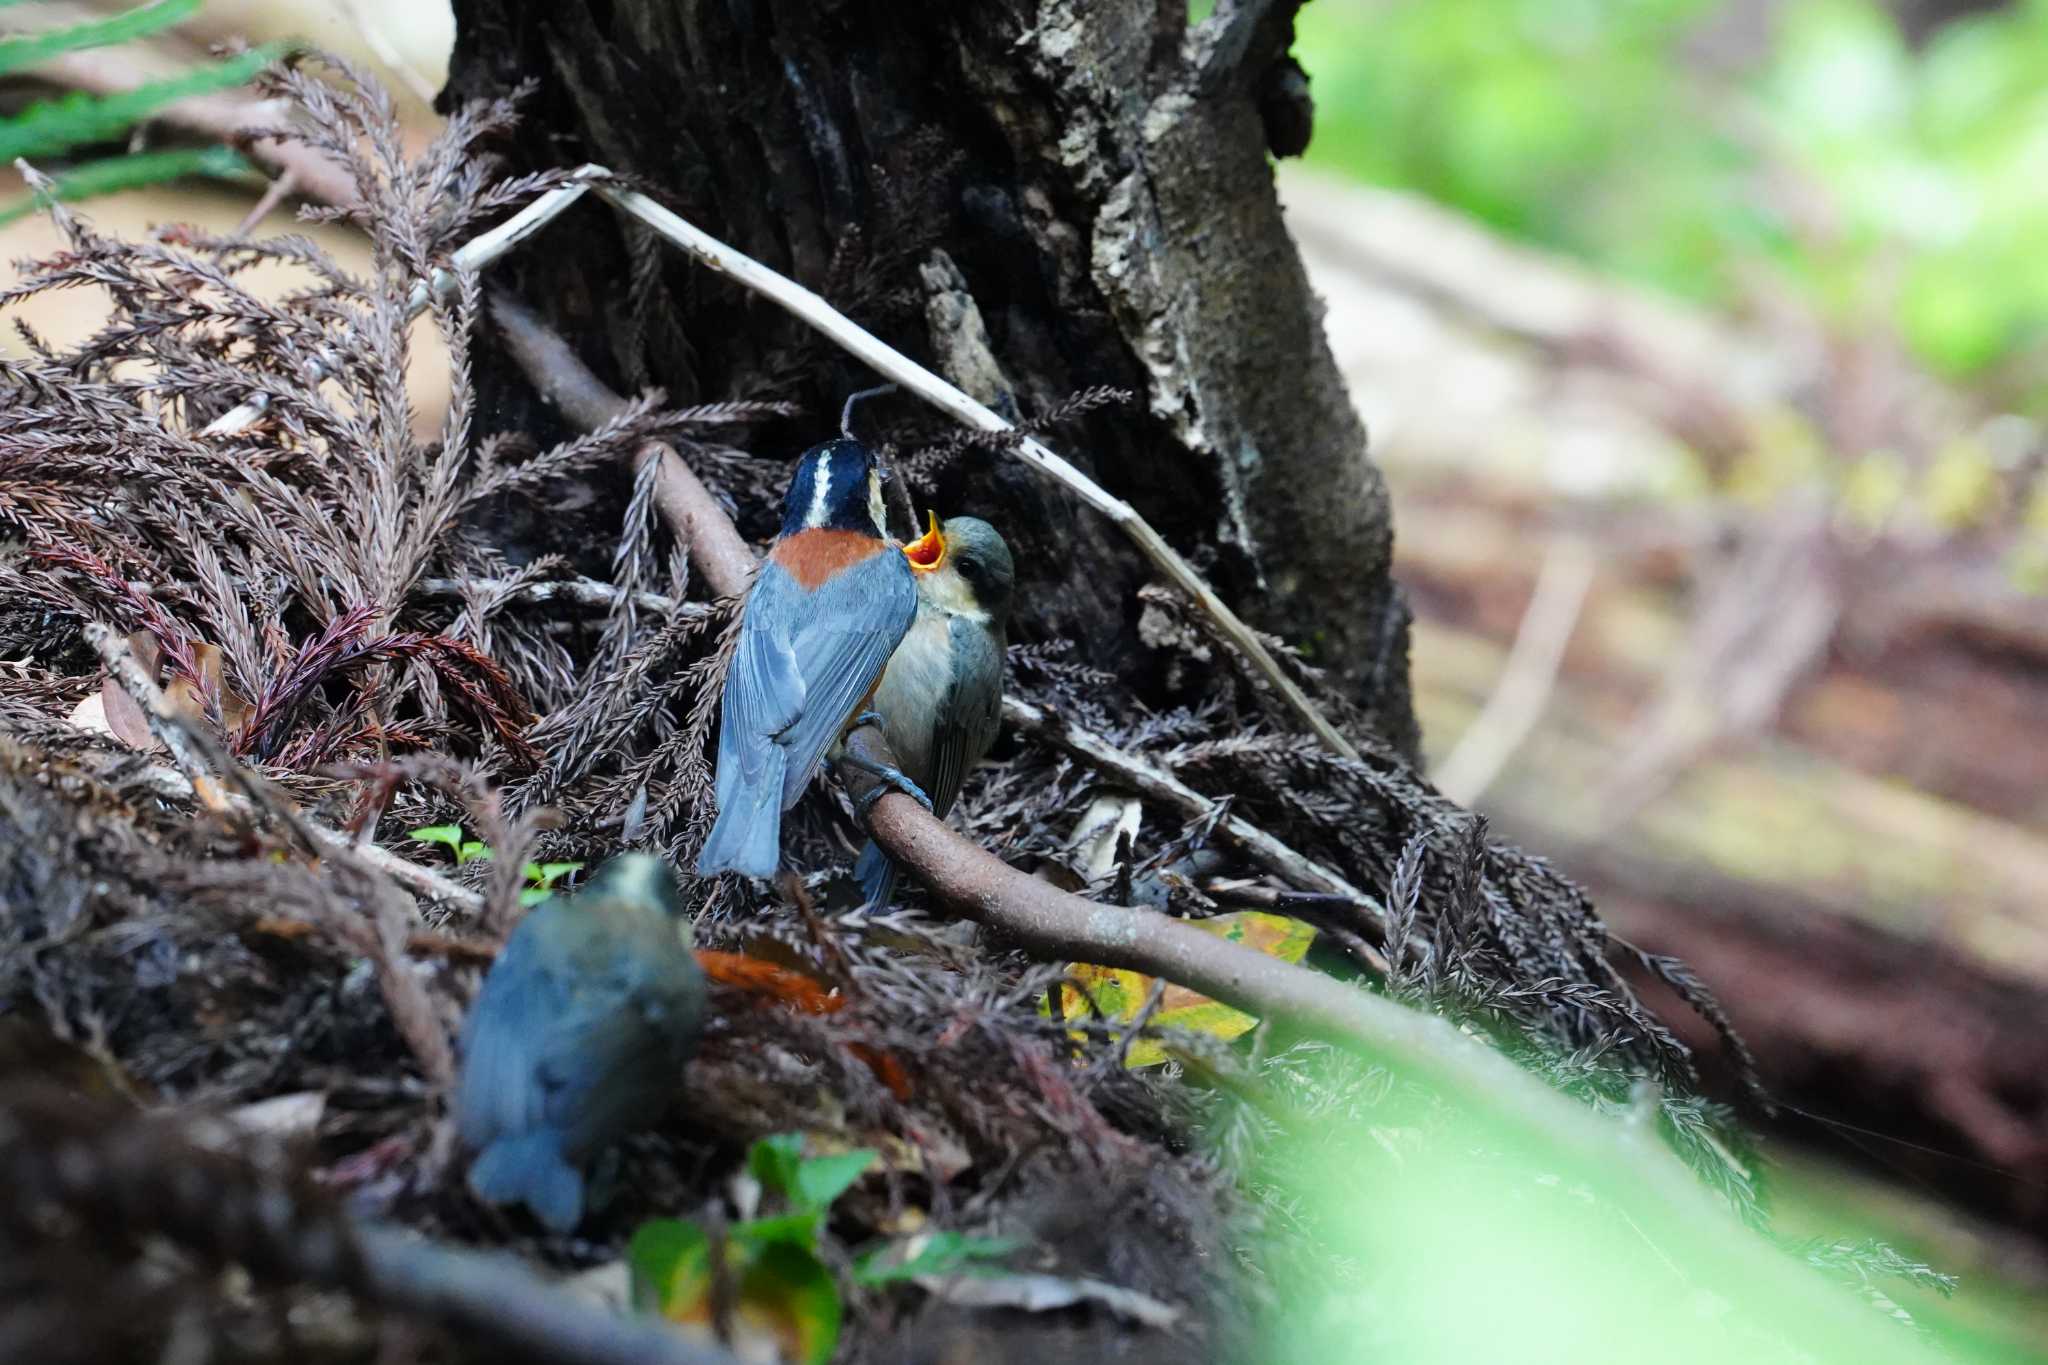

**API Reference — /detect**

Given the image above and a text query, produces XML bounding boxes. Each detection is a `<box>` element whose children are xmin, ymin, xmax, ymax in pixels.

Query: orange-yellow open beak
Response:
<box><xmin>903</xmin><ymin>510</ymin><xmax>945</xmax><ymax>573</ymax></box>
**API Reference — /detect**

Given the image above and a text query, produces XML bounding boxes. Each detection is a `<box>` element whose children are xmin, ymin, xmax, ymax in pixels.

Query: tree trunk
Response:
<box><xmin>440</xmin><ymin>0</ymin><xmax>1420</xmax><ymax>757</ymax></box>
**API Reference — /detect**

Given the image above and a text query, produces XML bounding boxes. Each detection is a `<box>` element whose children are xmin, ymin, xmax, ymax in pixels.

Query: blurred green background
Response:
<box><xmin>1298</xmin><ymin>0</ymin><xmax>2048</xmax><ymax>400</ymax></box>
<box><xmin>1284</xmin><ymin>2</ymin><xmax>2048</xmax><ymax>1359</ymax></box>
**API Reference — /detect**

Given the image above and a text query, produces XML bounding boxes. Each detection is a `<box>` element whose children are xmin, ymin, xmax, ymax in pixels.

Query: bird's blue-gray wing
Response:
<box><xmin>530</xmin><ymin>911</ymin><xmax>702</xmax><ymax>1161</ymax></box>
<box><xmin>769</xmin><ymin>550</ymin><xmax>916</xmax><ymax>806</ymax></box>
<box><xmin>926</xmin><ymin>616</ymin><xmax>1006</xmax><ymax>820</ymax></box>
<box><xmin>715</xmin><ymin>580</ymin><xmax>807</xmax><ymax>802</ymax></box>
<box><xmin>455</xmin><ymin>908</ymin><xmax>567</xmax><ymax>1151</ymax></box>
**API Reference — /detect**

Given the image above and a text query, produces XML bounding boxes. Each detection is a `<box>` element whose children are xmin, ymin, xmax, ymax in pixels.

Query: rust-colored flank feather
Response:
<box><xmin>771</xmin><ymin>528</ymin><xmax>887</xmax><ymax>589</ymax></box>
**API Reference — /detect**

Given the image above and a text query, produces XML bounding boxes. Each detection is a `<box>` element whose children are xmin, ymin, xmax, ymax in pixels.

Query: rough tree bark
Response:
<box><xmin>440</xmin><ymin>0</ymin><xmax>1420</xmax><ymax>757</ymax></box>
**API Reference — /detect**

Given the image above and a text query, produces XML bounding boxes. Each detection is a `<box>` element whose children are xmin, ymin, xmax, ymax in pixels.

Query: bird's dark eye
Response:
<box><xmin>958</xmin><ymin>558</ymin><xmax>982</xmax><ymax>585</ymax></box>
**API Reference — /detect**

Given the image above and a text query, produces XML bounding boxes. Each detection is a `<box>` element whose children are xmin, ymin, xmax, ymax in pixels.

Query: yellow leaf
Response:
<box><xmin>1921</xmin><ymin>436</ymin><xmax>1999</xmax><ymax>531</ymax></box>
<box><xmin>1050</xmin><ymin>912</ymin><xmax>1317</xmax><ymax>1068</ymax></box>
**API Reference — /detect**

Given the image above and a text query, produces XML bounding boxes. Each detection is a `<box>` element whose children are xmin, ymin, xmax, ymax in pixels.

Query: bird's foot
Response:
<box><xmin>842</xmin><ymin>756</ymin><xmax>934</xmax><ymax>818</ymax></box>
<box><xmin>851</xmin><ymin>710</ymin><xmax>884</xmax><ymax>729</ymax></box>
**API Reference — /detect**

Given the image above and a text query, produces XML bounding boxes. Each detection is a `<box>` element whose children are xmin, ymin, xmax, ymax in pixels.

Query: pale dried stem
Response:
<box><xmin>1432</xmin><ymin>536</ymin><xmax>1596</xmax><ymax>806</ymax></box>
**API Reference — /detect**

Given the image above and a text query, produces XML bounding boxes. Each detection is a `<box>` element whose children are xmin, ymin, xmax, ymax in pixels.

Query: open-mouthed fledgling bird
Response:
<box><xmin>456</xmin><ymin>854</ymin><xmax>705</xmax><ymax>1233</ymax></box>
<box><xmin>853</xmin><ymin>514</ymin><xmax>1014</xmax><ymax>907</ymax></box>
<box><xmin>696</xmin><ymin>434</ymin><xmax>924</xmax><ymax>878</ymax></box>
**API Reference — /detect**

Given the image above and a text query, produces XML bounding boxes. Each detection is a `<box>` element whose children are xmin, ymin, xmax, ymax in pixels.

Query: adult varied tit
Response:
<box><xmin>696</xmin><ymin>435</ymin><xmax>925</xmax><ymax>878</ymax></box>
<box><xmin>852</xmin><ymin>514</ymin><xmax>1014</xmax><ymax>907</ymax></box>
<box><xmin>456</xmin><ymin>853</ymin><xmax>706</xmax><ymax>1233</ymax></box>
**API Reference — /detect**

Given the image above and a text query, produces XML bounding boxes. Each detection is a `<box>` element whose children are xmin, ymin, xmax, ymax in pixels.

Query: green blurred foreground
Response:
<box><xmin>1246</xmin><ymin>1050</ymin><xmax>2022</xmax><ymax>1364</ymax></box>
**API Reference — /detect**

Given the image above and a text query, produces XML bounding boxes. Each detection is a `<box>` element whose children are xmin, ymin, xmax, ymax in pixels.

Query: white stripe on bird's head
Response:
<box><xmin>804</xmin><ymin>446</ymin><xmax>834</xmax><ymax>529</ymax></box>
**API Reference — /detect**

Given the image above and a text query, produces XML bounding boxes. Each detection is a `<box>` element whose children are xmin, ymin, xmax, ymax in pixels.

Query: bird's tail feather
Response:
<box><xmin>468</xmin><ymin>1133</ymin><xmax>584</xmax><ymax>1233</ymax></box>
<box><xmin>696</xmin><ymin>784</ymin><xmax>783</xmax><ymax>879</ymax></box>
<box><xmin>854</xmin><ymin>839</ymin><xmax>898</xmax><ymax>909</ymax></box>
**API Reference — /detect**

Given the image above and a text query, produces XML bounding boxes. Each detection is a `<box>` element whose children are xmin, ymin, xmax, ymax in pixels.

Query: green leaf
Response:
<box><xmin>0</xmin><ymin>144</ymin><xmax>251</xmax><ymax>226</ymax></box>
<box><xmin>792</xmin><ymin>1149</ymin><xmax>876</xmax><ymax>1213</ymax></box>
<box><xmin>523</xmin><ymin>860</ymin><xmax>583</xmax><ymax>889</ymax></box>
<box><xmin>730</xmin><ymin>1211</ymin><xmax>820</xmax><ymax>1248</ymax></box>
<box><xmin>851</xmin><ymin>1230</ymin><xmax>1020</xmax><ymax>1286</ymax></box>
<box><xmin>746</xmin><ymin>1132</ymin><xmax>806</xmax><ymax>1201</ymax></box>
<box><xmin>0</xmin><ymin>44</ymin><xmax>283</xmax><ymax>162</ymax></box>
<box><xmin>744</xmin><ymin>1134</ymin><xmax>876</xmax><ymax>1214</ymax></box>
<box><xmin>0</xmin><ymin>0</ymin><xmax>200</xmax><ymax>78</ymax></box>
<box><xmin>458</xmin><ymin>841</ymin><xmax>490</xmax><ymax>865</ymax></box>
<box><xmin>629</xmin><ymin>1217</ymin><xmax>841</xmax><ymax>1365</ymax></box>
<box><xmin>517</xmin><ymin>886</ymin><xmax>550</xmax><ymax>908</ymax></box>
<box><xmin>741</xmin><ymin>1241</ymin><xmax>840</xmax><ymax>1365</ymax></box>
<box><xmin>408</xmin><ymin>825</ymin><xmax>465</xmax><ymax>855</ymax></box>
<box><xmin>627</xmin><ymin>1218</ymin><xmax>710</xmax><ymax>1314</ymax></box>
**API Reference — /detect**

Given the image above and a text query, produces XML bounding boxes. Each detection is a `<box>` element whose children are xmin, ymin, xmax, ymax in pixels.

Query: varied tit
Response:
<box><xmin>456</xmin><ymin>854</ymin><xmax>705</xmax><ymax>1233</ymax></box>
<box><xmin>852</xmin><ymin>514</ymin><xmax>1014</xmax><ymax>907</ymax></box>
<box><xmin>696</xmin><ymin>436</ymin><xmax>930</xmax><ymax>878</ymax></box>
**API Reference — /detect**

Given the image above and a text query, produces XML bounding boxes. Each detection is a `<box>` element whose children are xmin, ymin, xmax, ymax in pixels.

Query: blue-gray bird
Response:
<box><xmin>696</xmin><ymin>436</ymin><xmax>923</xmax><ymax>878</ymax></box>
<box><xmin>456</xmin><ymin>854</ymin><xmax>705</xmax><ymax>1233</ymax></box>
<box><xmin>853</xmin><ymin>514</ymin><xmax>1013</xmax><ymax>907</ymax></box>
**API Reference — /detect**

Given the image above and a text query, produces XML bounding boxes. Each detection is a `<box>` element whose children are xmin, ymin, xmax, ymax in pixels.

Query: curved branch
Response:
<box><xmin>836</xmin><ymin>723</ymin><xmax>1745</xmax><ymax>1227</ymax></box>
<box><xmin>489</xmin><ymin>291</ymin><xmax>757</xmax><ymax>598</ymax></box>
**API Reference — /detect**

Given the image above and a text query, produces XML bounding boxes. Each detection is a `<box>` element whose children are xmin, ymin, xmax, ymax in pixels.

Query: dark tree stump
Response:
<box><xmin>442</xmin><ymin>0</ymin><xmax>1419</xmax><ymax>756</ymax></box>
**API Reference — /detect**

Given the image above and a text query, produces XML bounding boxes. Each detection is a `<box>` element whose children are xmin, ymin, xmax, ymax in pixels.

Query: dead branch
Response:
<box><xmin>1</xmin><ymin>1086</ymin><xmax>741</xmax><ymax>1365</ymax></box>
<box><xmin>133</xmin><ymin>755</ymin><xmax>487</xmax><ymax>915</ymax></box>
<box><xmin>1001</xmin><ymin>695</ymin><xmax>1390</xmax><ymax>968</ymax></box>
<box><xmin>489</xmin><ymin>291</ymin><xmax>758</xmax><ymax>598</ymax></box>
<box><xmin>832</xmin><ymin>721</ymin><xmax>1824</xmax><ymax>1286</ymax></box>
<box><xmin>420</xmin><ymin>575</ymin><xmax>715</xmax><ymax>617</ymax></box>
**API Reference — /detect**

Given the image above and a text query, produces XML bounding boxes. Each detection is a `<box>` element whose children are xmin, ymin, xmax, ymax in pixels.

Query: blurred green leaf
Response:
<box><xmin>0</xmin><ymin>144</ymin><xmax>250</xmax><ymax>225</ymax></box>
<box><xmin>408</xmin><ymin>824</ymin><xmax>465</xmax><ymax>855</ymax></box>
<box><xmin>746</xmin><ymin>1132</ymin><xmax>805</xmax><ymax>1202</ymax></box>
<box><xmin>0</xmin><ymin>0</ymin><xmax>200</xmax><ymax>78</ymax></box>
<box><xmin>852</xmin><ymin>1230</ymin><xmax>1020</xmax><ymax>1286</ymax></box>
<box><xmin>630</xmin><ymin>1217</ymin><xmax>842</xmax><ymax>1365</ymax></box>
<box><xmin>791</xmin><ymin>1148</ymin><xmax>875</xmax><ymax>1212</ymax></box>
<box><xmin>743</xmin><ymin>1132</ymin><xmax>875</xmax><ymax>1215</ymax></box>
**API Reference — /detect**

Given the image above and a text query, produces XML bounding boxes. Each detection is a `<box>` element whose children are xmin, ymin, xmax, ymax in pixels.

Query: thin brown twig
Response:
<box><xmin>83</xmin><ymin>622</ymin><xmax>226</xmax><ymax>812</ymax></box>
<box><xmin>232</xmin><ymin>166</ymin><xmax>299</xmax><ymax>237</ymax></box>
<box><xmin>1002</xmin><ymin>695</ymin><xmax>1390</xmax><ymax>968</ymax></box>
<box><xmin>490</xmin><ymin>292</ymin><xmax>758</xmax><ymax>598</ymax></box>
<box><xmin>118</xmin><ymin>753</ymin><xmax>485</xmax><ymax>914</ymax></box>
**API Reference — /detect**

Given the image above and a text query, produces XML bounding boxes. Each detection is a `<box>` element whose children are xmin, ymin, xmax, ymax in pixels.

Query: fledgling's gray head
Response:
<box><xmin>934</xmin><ymin>516</ymin><xmax>1013</xmax><ymax>622</ymax></box>
<box><xmin>578</xmin><ymin>852</ymin><xmax>688</xmax><ymax>919</ymax></box>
